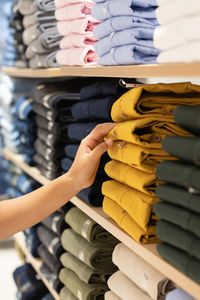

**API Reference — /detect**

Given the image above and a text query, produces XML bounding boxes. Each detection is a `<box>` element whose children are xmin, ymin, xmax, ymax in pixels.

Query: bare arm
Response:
<box><xmin>0</xmin><ymin>123</ymin><xmax>116</xmax><ymax>240</ymax></box>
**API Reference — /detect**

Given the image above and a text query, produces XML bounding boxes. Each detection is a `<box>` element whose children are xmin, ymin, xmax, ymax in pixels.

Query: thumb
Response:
<box><xmin>90</xmin><ymin>139</ymin><xmax>113</xmax><ymax>161</ymax></box>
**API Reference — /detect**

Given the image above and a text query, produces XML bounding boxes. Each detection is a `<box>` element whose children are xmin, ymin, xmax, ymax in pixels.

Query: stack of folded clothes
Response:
<box><xmin>13</xmin><ymin>263</ymin><xmax>48</xmax><ymax>300</ymax></box>
<box><xmin>31</xmin><ymin>79</ymin><xmax>88</xmax><ymax>179</ymax></box>
<box><xmin>154</xmin><ymin>105</ymin><xmax>200</xmax><ymax>284</ymax></box>
<box><xmin>59</xmin><ymin>206</ymin><xmax>118</xmax><ymax>300</ymax></box>
<box><xmin>166</xmin><ymin>288</ymin><xmax>196</xmax><ymax>300</ymax></box>
<box><xmin>21</xmin><ymin>0</ymin><xmax>61</xmax><ymax>68</ymax></box>
<box><xmin>102</xmin><ymin>82</ymin><xmax>200</xmax><ymax>244</ymax></box>
<box><xmin>61</xmin><ymin>79</ymin><xmax>125</xmax><ymax>206</ymax></box>
<box><xmin>3</xmin><ymin>0</ymin><xmax>28</xmax><ymax>68</ymax></box>
<box><xmin>55</xmin><ymin>0</ymin><xmax>99</xmax><ymax>66</ymax></box>
<box><xmin>0</xmin><ymin>0</ymin><xmax>12</xmax><ymax>66</ymax></box>
<box><xmin>105</xmin><ymin>243</ymin><xmax>175</xmax><ymax>300</ymax></box>
<box><xmin>92</xmin><ymin>0</ymin><xmax>160</xmax><ymax>65</ymax></box>
<box><xmin>154</xmin><ymin>0</ymin><xmax>200</xmax><ymax>63</ymax></box>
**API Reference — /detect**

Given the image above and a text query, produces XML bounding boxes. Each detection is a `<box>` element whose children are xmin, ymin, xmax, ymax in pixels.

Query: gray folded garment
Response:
<box><xmin>18</xmin><ymin>0</ymin><xmax>37</xmax><ymax>15</ymax></box>
<box><xmin>23</xmin><ymin>11</ymin><xmax>55</xmax><ymax>28</ymax></box>
<box><xmin>23</xmin><ymin>22</ymin><xmax>57</xmax><ymax>45</ymax></box>
<box><xmin>29</xmin><ymin>51</ymin><xmax>60</xmax><ymax>68</ymax></box>
<box><xmin>36</xmin><ymin>0</ymin><xmax>55</xmax><ymax>11</ymax></box>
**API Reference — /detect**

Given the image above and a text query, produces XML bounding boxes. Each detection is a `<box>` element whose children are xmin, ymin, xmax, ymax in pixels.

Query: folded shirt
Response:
<box><xmin>37</xmin><ymin>128</ymin><xmax>67</xmax><ymax>147</ymax></box>
<box><xmin>42</xmin><ymin>211</ymin><xmax>67</xmax><ymax>236</ymax></box>
<box><xmin>29</xmin><ymin>51</ymin><xmax>60</xmax><ymax>68</ymax></box>
<box><xmin>36</xmin><ymin>0</ymin><xmax>56</xmax><ymax>11</ymax></box>
<box><xmin>155</xmin><ymin>184</ymin><xmax>200</xmax><ymax>214</ymax></box>
<box><xmin>105</xmin><ymin>159</ymin><xmax>157</xmax><ymax>197</ymax></box>
<box><xmin>18</xmin><ymin>0</ymin><xmax>37</xmax><ymax>15</ymax></box>
<box><xmin>55</xmin><ymin>2</ymin><xmax>94</xmax><ymax>21</ymax></box>
<box><xmin>103</xmin><ymin>196</ymin><xmax>158</xmax><ymax>244</ymax></box>
<box><xmin>94</xmin><ymin>16</ymin><xmax>158</xmax><ymax>40</ymax></box>
<box><xmin>174</xmin><ymin>105</ymin><xmax>200</xmax><ymax>135</ymax></box>
<box><xmin>40</xmin><ymin>263</ymin><xmax>63</xmax><ymax>292</ymax></box>
<box><xmin>55</xmin><ymin>0</ymin><xmax>93</xmax><ymax>8</ymax></box>
<box><xmin>95</xmin><ymin>28</ymin><xmax>155</xmax><ymax>57</ymax></box>
<box><xmin>59</xmin><ymin>286</ymin><xmax>77</xmax><ymax>300</ymax></box>
<box><xmin>33</xmin><ymin>153</ymin><xmax>62</xmax><ymax>172</ymax></box>
<box><xmin>155</xmin><ymin>0</ymin><xmax>199</xmax><ymax>26</ymax></box>
<box><xmin>37</xmin><ymin>164</ymin><xmax>62</xmax><ymax>180</ymax></box>
<box><xmin>23</xmin><ymin>11</ymin><xmax>55</xmax><ymax>29</ymax></box>
<box><xmin>67</xmin><ymin>121</ymin><xmax>100</xmax><ymax>142</ymax></box>
<box><xmin>78</xmin><ymin>180</ymin><xmax>105</xmax><ymax>206</ymax></box>
<box><xmin>61</xmin><ymin>229</ymin><xmax>115</xmax><ymax>271</ymax></box>
<box><xmin>34</xmin><ymin>139</ymin><xmax>65</xmax><ymax>162</ymax></box>
<box><xmin>113</xmin><ymin>243</ymin><xmax>174</xmax><ymax>300</ymax></box>
<box><xmin>60</xmin><ymin>252</ymin><xmax>112</xmax><ymax>285</ymax></box>
<box><xmin>60</xmin><ymin>33</ymin><xmax>97</xmax><ymax>49</ymax></box>
<box><xmin>104</xmin><ymin>291</ymin><xmax>120</xmax><ymax>300</ymax></box>
<box><xmin>166</xmin><ymin>288</ymin><xmax>196</xmax><ymax>300</ymax></box>
<box><xmin>154</xmin><ymin>202</ymin><xmax>200</xmax><ymax>239</ymax></box>
<box><xmin>108</xmin><ymin>271</ymin><xmax>152</xmax><ymax>300</ymax></box>
<box><xmin>111</xmin><ymin>82</ymin><xmax>200</xmax><ymax>123</ymax></box>
<box><xmin>59</xmin><ymin>268</ymin><xmax>108</xmax><ymax>300</ymax></box>
<box><xmin>35</xmin><ymin>115</ymin><xmax>72</xmax><ymax>135</ymax></box>
<box><xmin>157</xmin><ymin>243</ymin><xmax>200</xmax><ymax>284</ymax></box>
<box><xmin>92</xmin><ymin>0</ymin><xmax>157</xmax><ymax>22</ymax></box>
<box><xmin>33</xmin><ymin>102</ymin><xmax>72</xmax><ymax>123</ymax></box>
<box><xmin>157</xmin><ymin>220</ymin><xmax>200</xmax><ymax>261</ymax></box>
<box><xmin>56</xmin><ymin>47</ymin><xmax>98</xmax><ymax>66</ymax></box>
<box><xmin>57</xmin><ymin>17</ymin><xmax>100</xmax><ymax>36</ymax></box>
<box><xmin>23</xmin><ymin>225</ymin><xmax>40</xmax><ymax>258</ymax></box>
<box><xmin>13</xmin><ymin>97</ymin><xmax>34</xmax><ymax>120</ymax></box>
<box><xmin>37</xmin><ymin>243</ymin><xmax>62</xmax><ymax>275</ymax></box>
<box><xmin>65</xmin><ymin>207</ymin><xmax>118</xmax><ymax>245</ymax></box>
<box><xmin>156</xmin><ymin>160</ymin><xmax>200</xmax><ymax>191</ymax></box>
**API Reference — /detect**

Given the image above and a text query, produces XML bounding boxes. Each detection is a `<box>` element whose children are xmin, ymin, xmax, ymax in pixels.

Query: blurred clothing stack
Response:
<box><xmin>0</xmin><ymin>0</ymin><xmax>12</xmax><ymax>67</ymax></box>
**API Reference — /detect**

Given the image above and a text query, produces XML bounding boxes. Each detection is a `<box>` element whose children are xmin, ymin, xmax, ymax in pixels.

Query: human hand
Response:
<box><xmin>66</xmin><ymin>123</ymin><xmax>117</xmax><ymax>191</ymax></box>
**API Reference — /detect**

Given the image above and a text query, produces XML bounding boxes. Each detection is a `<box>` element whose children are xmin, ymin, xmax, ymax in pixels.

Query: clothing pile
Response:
<box><xmin>154</xmin><ymin>105</ymin><xmax>200</xmax><ymax>284</ymax></box>
<box><xmin>0</xmin><ymin>0</ymin><xmax>12</xmax><ymax>66</ymax></box>
<box><xmin>61</xmin><ymin>79</ymin><xmax>125</xmax><ymax>206</ymax></box>
<box><xmin>92</xmin><ymin>0</ymin><xmax>160</xmax><ymax>65</ymax></box>
<box><xmin>55</xmin><ymin>0</ymin><xmax>99</xmax><ymax>66</ymax></box>
<box><xmin>105</xmin><ymin>243</ymin><xmax>175</xmax><ymax>300</ymax></box>
<box><xmin>102</xmin><ymin>82</ymin><xmax>200</xmax><ymax>243</ymax></box>
<box><xmin>21</xmin><ymin>0</ymin><xmax>61</xmax><ymax>68</ymax></box>
<box><xmin>154</xmin><ymin>0</ymin><xmax>200</xmax><ymax>63</ymax></box>
<box><xmin>59</xmin><ymin>206</ymin><xmax>118</xmax><ymax>300</ymax></box>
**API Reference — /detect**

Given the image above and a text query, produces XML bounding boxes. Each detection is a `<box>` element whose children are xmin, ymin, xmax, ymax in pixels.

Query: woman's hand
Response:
<box><xmin>67</xmin><ymin>123</ymin><xmax>117</xmax><ymax>190</ymax></box>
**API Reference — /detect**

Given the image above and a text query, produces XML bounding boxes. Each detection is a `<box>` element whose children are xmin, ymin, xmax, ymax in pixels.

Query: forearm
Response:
<box><xmin>0</xmin><ymin>173</ymin><xmax>79</xmax><ymax>240</ymax></box>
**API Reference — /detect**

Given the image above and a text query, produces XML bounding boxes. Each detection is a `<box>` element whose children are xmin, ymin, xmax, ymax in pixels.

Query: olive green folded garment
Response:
<box><xmin>155</xmin><ymin>184</ymin><xmax>200</xmax><ymax>213</ymax></box>
<box><xmin>162</xmin><ymin>136</ymin><xmax>200</xmax><ymax>166</ymax></box>
<box><xmin>175</xmin><ymin>105</ymin><xmax>200</xmax><ymax>135</ymax></box>
<box><xmin>61</xmin><ymin>229</ymin><xmax>115</xmax><ymax>271</ymax></box>
<box><xmin>157</xmin><ymin>220</ymin><xmax>200</xmax><ymax>261</ymax></box>
<box><xmin>60</xmin><ymin>252</ymin><xmax>112</xmax><ymax>286</ymax></box>
<box><xmin>65</xmin><ymin>207</ymin><xmax>118</xmax><ymax>246</ymax></box>
<box><xmin>156</xmin><ymin>160</ymin><xmax>200</xmax><ymax>191</ymax></box>
<box><xmin>59</xmin><ymin>286</ymin><xmax>77</xmax><ymax>300</ymax></box>
<box><xmin>59</xmin><ymin>268</ymin><xmax>108</xmax><ymax>300</ymax></box>
<box><xmin>157</xmin><ymin>243</ymin><xmax>200</xmax><ymax>283</ymax></box>
<box><xmin>154</xmin><ymin>202</ymin><xmax>200</xmax><ymax>238</ymax></box>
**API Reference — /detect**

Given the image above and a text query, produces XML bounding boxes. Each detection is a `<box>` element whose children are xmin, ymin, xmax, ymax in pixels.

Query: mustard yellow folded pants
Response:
<box><xmin>105</xmin><ymin>160</ymin><xmax>160</xmax><ymax>197</ymax></box>
<box><xmin>103</xmin><ymin>196</ymin><xmax>159</xmax><ymax>244</ymax></box>
<box><xmin>111</xmin><ymin>82</ymin><xmax>200</xmax><ymax>122</ymax></box>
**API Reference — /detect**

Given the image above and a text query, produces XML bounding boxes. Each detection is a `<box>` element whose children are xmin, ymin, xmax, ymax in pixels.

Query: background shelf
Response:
<box><xmin>4</xmin><ymin>147</ymin><xmax>200</xmax><ymax>300</ymax></box>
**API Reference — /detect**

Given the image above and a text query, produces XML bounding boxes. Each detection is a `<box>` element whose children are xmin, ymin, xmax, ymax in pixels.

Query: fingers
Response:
<box><xmin>90</xmin><ymin>139</ymin><xmax>113</xmax><ymax>160</ymax></box>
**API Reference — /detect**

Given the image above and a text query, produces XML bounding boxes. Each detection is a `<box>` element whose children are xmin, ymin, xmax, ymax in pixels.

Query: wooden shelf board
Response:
<box><xmin>4</xmin><ymin>147</ymin><xmax>200</xmax><ymax>300</ymax></box>
<box><xmin>15</xmin><ymin>232</ymin><xmax>60</xmax><ymax>300</ymax></box>
<box><xmin>2</xmin><ymin>63</ymin><xmax>200</xmax><ymax>78</ymax></box>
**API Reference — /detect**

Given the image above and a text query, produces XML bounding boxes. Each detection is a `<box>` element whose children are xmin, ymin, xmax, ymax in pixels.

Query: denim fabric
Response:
<box><xmin>6</xmin><ymin>186</ymin><xmax>23</xmax><ymax>198</ymax></box>
<box><xmin>78</xmin><ymin>179</ymin><xmax>105</xmax><ymax>206</ymax></box>
<box><xmin>42</xmin><ymin>211</ymin><xmax>67</xmax><ymax>237</ymax></box>
<box><xmin>94</xmin><ymin>16</ymin><xmax>158</xmax><ymax>39</ymax></box>
<box><xmin>40</xmin><ymin>263</ymin><xmax>63</xmax><ymax>292</ymax></box>
<box><xmin>37</xmin><ymin>244</ymin><xmax>62</xmax><ymax>275</ymax></box>
<box><xmin>67</xmin><ymin>121</ymin><xmax>100</xmax><ymax>142</ymax></box>
<box><xmin>61</xmin><ymin>157</ymin><xmax>73</xmax><ymax>171</ymax></box>
<box><xmin>13</xmin><ymin>97</ymin><xmax>34</xmax><ymax>120</ymax></box>
<box><xmin>18</xmin><ymin>143</ymin><xmax>36</xmax><ymax>157</ymax></box>
<box><xmin>16</xmin><ymin>174</ymin><xmax>38</xmax><ymax>194</ymax></box>
<box><xmin>41</xmin><ymin>293</ymin><xmax>55</xmax><ymax>300</ymax></box>
<box><xmin>64</xmin><ymin>144</ymin><xmax>79</xmax><ymax>158</ymax></box>
<box><xmin>15</xmin><ymin>120</ymin><xmax>36</xmax><ymax>135</ymax></box>
<box><xmin>23</xmin><ymin>225</ymin><xmax>41</xmax><ymax>258</ymax></box>
<box><xmin>98</xmin><ymin>44</ymin><xmax>159</xmax><ymax>65</ymax></box>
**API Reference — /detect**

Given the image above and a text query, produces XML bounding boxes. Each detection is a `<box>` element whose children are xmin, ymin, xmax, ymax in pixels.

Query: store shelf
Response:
<box><xmin>2</xmin><ymin>62</ymin><xmax>200</xmax><ymax>78</ymax></box>
<box><xmin>4</xmin><ymin>147</ymin><xmax>200</xmax><ymax>300</ymax></box>
<box><xmin>14</xmin><ymin>232</ymin><xmax>60</xmax><ymax>300</ymax></box>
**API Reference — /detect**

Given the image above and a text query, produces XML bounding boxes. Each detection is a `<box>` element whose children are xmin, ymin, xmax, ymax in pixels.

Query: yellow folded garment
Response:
<box><xmin>108</xmin><ymin>140</ymin><xmax>176</xmax><ymax>173</ymax></box>
<box><xmin>103</xmin><ymin>196</ymin><xmax>159</xmax><ymax>244</ymax></box>
<box><xmin>106</xmin><ymin>119</ymin><xmax>191</xmax><ymax>149</ymax></box>
<box><xmin>111</xmin><ymin>82</ymin><xmax>200</xmax><ymax>122</ymax></box>
<box><xmin>105</xmin><ymin>160</ymin><xmax>159</xmax><ymax>197</ymax></box>
<box><xmin>102</xmin><ymin>180</ymin><xmax>156</xmax><ymax>230</ymax></box>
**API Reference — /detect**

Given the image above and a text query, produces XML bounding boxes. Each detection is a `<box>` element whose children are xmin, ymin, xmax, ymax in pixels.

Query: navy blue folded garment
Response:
<box><xmin>61</xmin><ymin>157</ymin><xmax>73</xmax><ymax>172</ymax></box>
<box><xmin>80</xmin><ymin>79</ymin><xmax>124</xmax><ymax>101</ymax></box>
<box><xmin>92</xmin><ymin>0</ymin><xmax>157</xmax><ymax>22</ymax></box>
<box><xmin>15</xmin><ymin>120</ymin><xmax>36</xmax><ymax>134</ymax></box>
<box><xmin>34</xmin><ymin>139</ymin><xmax>65</xmax><ymax>162</ymax></box>
<box><xmin>37</xmin><ymin>128</ymin><xmax>68</xmax><ymax>148</ymax></box>
<box><xmin>13</xmin><ymin>263</ymin><xmax>48</xmax><ymax>300</ymax></box>
<box><xmin>6</xmin><ymin>186</ymin><xmax>23</xmax><ymax>198</ymax></box>
<box><xmin>40</xmin><ymin>263</ymin><xmax>63</xmax><ymax>293</ymax></box>
<box><xmin>71</xmin><ymin>96</ymin><xmax>115</xmax><ymax>121</ymax></box>
<box><xmin>78</xmin><ymin>180</ymin><xmax>105</xmax><ymax>206</ymax></box>
<box><xmin>64</xmin><ymin>144</ymin><xmax>79</xmax><ymax>159</ymax></box>
<box><xmin>18</xmin><ymin>143</ymin><xmax>36</xmax><ymax>157</ymax></box>
<box><xmin>23</xmin><ymin>225</ymin><xmax>41</xmax><ymax>258</ymax></box>
<box><xmin>13</xmin><ymin>97</ymin><xmax>35</xmax><ymax>120</ymax></box>
<box><xmin>20</xmin><ymin>133</ymin><xmax>36</xmax><ymax>144</ymax></box>
<box><xmin>37</xmin><ymin>243</ymin><xmax>62</xmax><ymax>275</ymax></box>
<box><xmin>67</xmin><ymin>121</ymin><xmax>100</xmax><ymax>142</ymax></box>
<box><xmin>37</xmin><ymin>225</ymin><xmax>64</xmax><ymax>260</ymax></box>
<box><xmin>94</xmin><ymin>16</ymin><xmax>158</xmax><ymax>40</ymax></box>
<box><xmin>41</xmin><ymin>293</ymin><xmax>55</xmax><ymax>300</ymax></box>
<box><xmin>42</xmin><ymin>211</ymin><xmax>67</xmax><ymax>236</ymax></box>
<box><xmin>22</xmin><ymin>153</ymin><xmax>36</xmax><ymax>166</ymax></box>
<box><xmin>58</xmin><ymin>201</ymin><xmax>74</xmax><ymax>215</ymax></box>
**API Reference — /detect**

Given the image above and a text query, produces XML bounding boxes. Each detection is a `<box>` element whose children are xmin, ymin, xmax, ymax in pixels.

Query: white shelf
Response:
<box><xmin>4</xmin><ymin>147</ymin><xmax>200</xmax><ymax>300</ymax></box>
<box><xmin>14</xmin><ymin>232</ymin><xmax>60</xmax><ymax>300</ymax></box>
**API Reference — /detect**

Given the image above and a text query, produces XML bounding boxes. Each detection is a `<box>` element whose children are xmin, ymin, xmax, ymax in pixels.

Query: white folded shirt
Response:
<box><xmin>154</xmin><ymin>15</ymin><xmax>200</xmax><ymax>50</ymax></box>
<box><xmin>156</xmin><ymin>0</ymin><xmax>200</xmax><ymax>25</ymax></box>
<box><xmin>105</xmin><ymin>291</ymin><xmax>121</xmax><ymax>300</ymax></box>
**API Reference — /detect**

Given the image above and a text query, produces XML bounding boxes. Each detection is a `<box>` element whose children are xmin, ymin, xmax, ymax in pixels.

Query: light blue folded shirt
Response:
<box><xmin>98</xmin><ymin>44</ymin><xmax>159</xmax><ymax>65</ymax></box>
<box><xmin>92</xmin><ymin>0</ymin><xmax>157</xmax><ymax>21</ymax></box>
<box><xmin>93</xmin><ymin>0</ymin><xmax>157</xmax><ymax>8</ymax></box>
<box><xmin>166</xmin><ymin>289</ymin><xmax>196</xmax><ymax>300</ymax></box>
<box><xmin>94</xmin><ymin>16</ymin><xmax>158</xmax><ymax>40</ymax></box>
<box><xmin>95</xmin><ymin>28</ymin><xmax>156</xmax><ymax>57</ymax></box>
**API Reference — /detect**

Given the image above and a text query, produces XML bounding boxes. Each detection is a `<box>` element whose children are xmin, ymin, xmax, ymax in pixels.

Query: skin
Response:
<box><xmin>0</xmin><ymin>123</ymin><xmax>116</xmax><ymax>240</ymax></box>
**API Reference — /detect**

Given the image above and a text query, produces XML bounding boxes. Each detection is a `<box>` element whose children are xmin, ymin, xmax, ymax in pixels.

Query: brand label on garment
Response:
<box><xmin>52</xmin><ymin>216</ymin><xmax>60</xmax><ymax>233</ymax></box>
<box><xmin>48</xmin><ymin>237</ymin><xmax>59</xmax><ymax>254</ymax></box>
<box><xmin>81</xmin><ymin>219</ymin><xmax>92</xmax><ymax>239</ymax></box>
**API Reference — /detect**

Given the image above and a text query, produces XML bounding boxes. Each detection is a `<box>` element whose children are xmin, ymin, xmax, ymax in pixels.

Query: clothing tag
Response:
<box><xmin>81</xmin><ymin>219</ymin><xmax>92</xmax><ymax>239</ymax></box>
<box><xmin>48</xmin><ymin>237</ymin><xmax>59</xmax><ymax>254</ymax></box>
<box><xmin>52</xmin><ymin>216</ymin><xmax>60</xmax><ymax>233</ymax></box>
<box><xmin>78</xmin><ymin>250</ymin><xmax>84</xmax><ymax>261</ymax></box>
